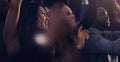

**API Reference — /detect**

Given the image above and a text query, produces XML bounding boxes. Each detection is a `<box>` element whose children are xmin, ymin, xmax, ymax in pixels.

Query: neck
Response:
<box><xmin>93</xmin><ymin>25</ymin><xmax>104</xmax><ymax>31</ymax></box>
<box><xmin>92</xmin><ymin>22</ymin><xmax>108</xmax><ymax>32</ymax></box>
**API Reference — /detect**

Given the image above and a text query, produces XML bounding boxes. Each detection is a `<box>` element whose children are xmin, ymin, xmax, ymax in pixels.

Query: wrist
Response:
<box><xmin>76</xmin><ymin>39</ymin><xmax>85</xmax><ymax>50</ymax></box>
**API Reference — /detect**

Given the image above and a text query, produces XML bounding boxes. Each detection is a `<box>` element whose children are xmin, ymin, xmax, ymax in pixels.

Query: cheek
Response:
<box><xmin>58</xmin><ymin>21</ymin><xmax>72</xmax><ymax>32</ymax></box>
<box><xmin>40</xmin><ymin>14</ymin><xmax>47</xmax><ymax>21</ymax></box>
<box><xmin>65</xmin><ymin>17</ymin><xmax>76</xmax><ymax>27</ymax></box>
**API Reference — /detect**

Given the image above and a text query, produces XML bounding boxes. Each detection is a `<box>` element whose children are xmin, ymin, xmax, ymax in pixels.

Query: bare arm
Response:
<box><xmin>3</xmin><ymin>0</ymin><xmax>22</xmax><ymax>55</ymax></box>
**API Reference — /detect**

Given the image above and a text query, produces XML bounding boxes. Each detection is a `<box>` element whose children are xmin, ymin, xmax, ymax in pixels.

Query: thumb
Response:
<box><xmin>78</xmin><ymin>25</ymin><xmax>83</xmax><ymax>33</ymax></box>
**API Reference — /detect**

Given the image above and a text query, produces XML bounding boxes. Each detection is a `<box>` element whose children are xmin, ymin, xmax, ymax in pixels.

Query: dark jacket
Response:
<box><xmin>83</xmin><ymin>27</ymin><xmax>120</xmax><ymax>62</ymax></box>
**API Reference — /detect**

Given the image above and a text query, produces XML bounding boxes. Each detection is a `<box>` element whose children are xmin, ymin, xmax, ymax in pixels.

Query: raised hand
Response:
<box><xmin>77</xmin><ymin>25</ymin><xmax>89</xmax><ymax>49</ymax></box>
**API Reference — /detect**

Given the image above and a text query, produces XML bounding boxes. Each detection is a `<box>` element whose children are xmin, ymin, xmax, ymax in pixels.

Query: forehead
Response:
<box><xmin>62</xmin><ymin>5</ymin><xmax>72</xmax><ymax>13</ymax></box>
<box><xmin>97</xmin><ymin>8</ymin><xmax>108</xmax><ymax>15</ymax></box>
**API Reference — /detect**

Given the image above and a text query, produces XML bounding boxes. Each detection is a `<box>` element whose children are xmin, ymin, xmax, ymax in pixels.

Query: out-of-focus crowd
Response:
<box><xmin>0</xmin><ymin>0</ymin><xmax>120</xmax><ymax>62</ymax></box>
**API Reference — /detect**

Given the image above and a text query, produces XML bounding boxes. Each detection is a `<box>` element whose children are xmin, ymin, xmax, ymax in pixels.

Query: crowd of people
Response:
<box><xmin>0</xmin><ymin>0</ymin><xmax>120</xmax><ymax>62</ymax></box>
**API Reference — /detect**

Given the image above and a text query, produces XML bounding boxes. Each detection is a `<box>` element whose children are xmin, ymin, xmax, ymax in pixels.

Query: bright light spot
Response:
<box><xmin>34</xmin><ymin>33</ymin><xmax>48</xmax><ymax>46</ymax></box>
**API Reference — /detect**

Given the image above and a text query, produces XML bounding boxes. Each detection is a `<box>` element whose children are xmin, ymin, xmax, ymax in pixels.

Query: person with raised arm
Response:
<box><xmin>3</xmin><ymin>0</ymin><xmax>22</xmax><ymax>56</ymax></box>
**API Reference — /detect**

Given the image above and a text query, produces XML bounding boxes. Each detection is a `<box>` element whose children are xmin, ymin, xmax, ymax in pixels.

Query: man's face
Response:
<box><xmin>49</xmin><ymin>4</ymin><xmax>76</xmax><ymax>38</ymax></box>
<box><xmin>97</xmin><ymin>7</ymin><xmax>110</xmax><ymax>27</ymax></box>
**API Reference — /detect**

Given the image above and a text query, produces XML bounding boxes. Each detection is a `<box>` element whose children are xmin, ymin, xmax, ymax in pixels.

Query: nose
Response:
<box><xmin>72</xmin><ymin>14</ymin><xmax>76</xmax><ymax>20</ymax></box>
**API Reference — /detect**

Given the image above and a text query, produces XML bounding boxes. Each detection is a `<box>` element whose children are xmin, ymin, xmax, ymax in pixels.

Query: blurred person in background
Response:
<box><xmin>45</xmin><ymin>0</ymin><xmax>89</xmax><ymax>62</ymax></box>
<box><xmin>97</xmin><ymin>0</ymin><xmax>120</xmax><ymax>30</ymax></box>
<box><xmin>77</xmin><ymin>7</ymin><xmax>120</xmax><ymax>62</ymax></box>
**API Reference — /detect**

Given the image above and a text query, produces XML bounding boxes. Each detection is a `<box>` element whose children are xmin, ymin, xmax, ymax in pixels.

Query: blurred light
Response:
<box><xmin>34</xmin><ymin>33</ymin><xmax>49</xmax><ymax>46</ymax></box>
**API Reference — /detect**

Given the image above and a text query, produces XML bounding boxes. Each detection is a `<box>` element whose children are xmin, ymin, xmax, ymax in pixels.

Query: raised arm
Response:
<box><xmin>3</xmin><ymin>0</ymin><xmax>22</xmax><ymax>55</ymax></box>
